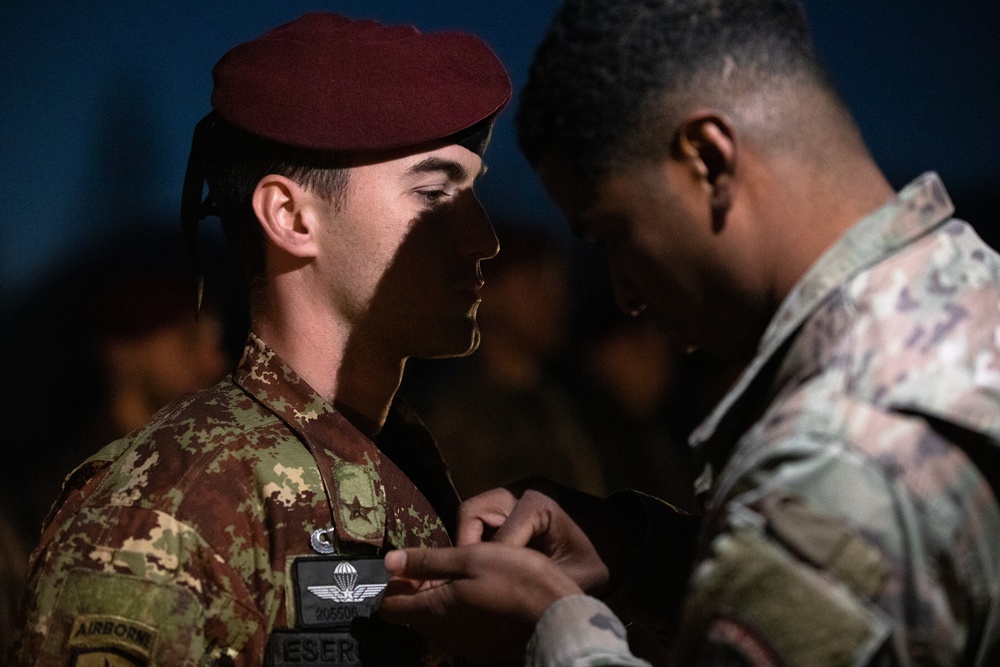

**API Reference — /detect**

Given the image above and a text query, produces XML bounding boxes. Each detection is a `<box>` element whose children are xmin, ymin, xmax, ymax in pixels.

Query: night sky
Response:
<box><xmin>2</xmin><ymin>1</ymin><xmax>998</xmax><ymax>303</ymax></box>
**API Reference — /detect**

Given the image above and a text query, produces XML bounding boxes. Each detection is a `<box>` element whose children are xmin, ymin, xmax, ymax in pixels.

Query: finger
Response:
<box><xmin>490</xmin><ymin>490</ymin><xmax>555</xmax><ymax>547</ymax></box>
<box><xmin>456</xmin><ymin>488</ymin><xmax>518</xmax><ymax>545</ymax></box>
<box><xmin>384</xmin><ymin>547</ymin><xmax>467</xmax><ymax>581</ymax></box>
<box><xmin>456</xmin><ymin>518</ymin><xmax>485</xmax><ymax>547</ymax></box>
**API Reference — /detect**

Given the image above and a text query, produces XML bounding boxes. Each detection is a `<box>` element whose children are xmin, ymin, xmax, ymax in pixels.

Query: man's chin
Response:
<box><xmin>415</xmin><ymin>325</ymin><xmax>481</xmax><ymax>360</ymax></box>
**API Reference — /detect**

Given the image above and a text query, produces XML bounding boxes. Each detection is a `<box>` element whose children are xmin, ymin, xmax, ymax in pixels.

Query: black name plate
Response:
<box><xmin>267</xmin><ymin>630</ymin><xmax>362</xmax><ymax>667</ymax></box>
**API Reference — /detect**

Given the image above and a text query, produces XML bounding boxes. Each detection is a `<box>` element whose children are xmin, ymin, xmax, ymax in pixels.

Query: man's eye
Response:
<box><xmin>418</xmin><ymin>189</ymin><xmax>449</xmax><ymax>204</ymax></box>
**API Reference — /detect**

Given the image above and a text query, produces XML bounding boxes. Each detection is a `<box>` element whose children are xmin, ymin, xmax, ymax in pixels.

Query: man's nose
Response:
<box><xmin>456</xmin><ymin>189</ymin><xmax>499</xmax><ymax>261</ymax></box>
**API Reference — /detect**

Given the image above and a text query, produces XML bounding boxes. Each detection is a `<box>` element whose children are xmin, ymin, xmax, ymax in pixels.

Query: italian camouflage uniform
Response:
<box><xmin>12</xmin><ymin>333</ymin><xmax>460</xmax><ymax>666</ymax></box>
<box><xmin>526</xmin><ymin>173</ymin><xmax>1000</xmax><ymax>666</ymax></box>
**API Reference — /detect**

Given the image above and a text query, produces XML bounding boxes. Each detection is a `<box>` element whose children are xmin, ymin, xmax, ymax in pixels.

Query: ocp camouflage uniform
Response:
<box><xmin>12</xmin><ymin>332</ymin><xmax>460</xmax><ymax>665</ymax></box>
<box><xmin>528</xmin><ymin>173</ymin><xmax>1000</xmax><ymax>666</ymax></box>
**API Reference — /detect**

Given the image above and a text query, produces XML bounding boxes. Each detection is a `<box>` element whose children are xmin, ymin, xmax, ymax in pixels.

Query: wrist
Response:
<box><xmin>525</xmin><ymin>555</ymin><xmax>585</xmax><ymax>622</ymax></box>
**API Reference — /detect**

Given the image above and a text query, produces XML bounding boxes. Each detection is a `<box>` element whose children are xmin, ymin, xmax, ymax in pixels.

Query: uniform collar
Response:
<box><xmin>690</xmin><ymin>173</ymin><xmax>955</xmax><ymax>458</ymax></box>
<box><xmin>233</xmin><ymin>332</ymin><xmax>389</xmax><ymax>547</ymax></box>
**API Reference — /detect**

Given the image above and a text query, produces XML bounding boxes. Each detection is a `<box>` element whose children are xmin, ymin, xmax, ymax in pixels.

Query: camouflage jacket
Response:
<box><xmin>527</xmin><ymin>173</ymin><xmax>1000</xmax><ymax>667</ymax></box>
<box><xmin>12</xmin><ymin>333</ymin><xmax>460</xmax><ymax>666</ymax></box>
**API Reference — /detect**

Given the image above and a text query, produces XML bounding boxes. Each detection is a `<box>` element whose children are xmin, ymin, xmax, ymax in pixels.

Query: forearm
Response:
<box><xmin>526</xmin><ymin>596</ymin><xmax>653</xmax><ymax>667</ymax></box>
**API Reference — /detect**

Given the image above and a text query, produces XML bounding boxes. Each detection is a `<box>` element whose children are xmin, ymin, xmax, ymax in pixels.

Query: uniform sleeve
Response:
<box><xmin>11</xmin><ymin>505</ymin><xmax>265</xmax><ymax>666</ymax></box>
<box><xmin>525</xmin><ymin>596</ymin><xmax>652</xmax><ymax>667</ymax></box>
<box><xmin>672</xmin><ymin>401</ymin><xmax>1000</xmax><ymax>667</ymax></box>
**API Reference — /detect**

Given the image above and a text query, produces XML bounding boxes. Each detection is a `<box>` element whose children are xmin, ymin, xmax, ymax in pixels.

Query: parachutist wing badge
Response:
<box><xmin>350</xmin><ymin>583</ymin><xmax>388</xmax><ymax>601</ymax></box>
<box><xmin>306</xmin><ymin>585</ymin><xmax>351</xmax><ymax>602</ymax></box>
<box><xmin>307</xmin><ymin>582</ymin><xmax>386</xmax><ymax>602</ymax></box>
<box><xmin>295</xmin><ymin>556</ymin><xmax>391</xmax><ymax>628</ymax></box>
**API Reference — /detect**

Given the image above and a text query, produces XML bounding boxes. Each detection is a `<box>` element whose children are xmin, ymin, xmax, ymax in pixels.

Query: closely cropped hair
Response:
<box><xmin>205</xmin><ymin>119</ymin><xmax>351</xmax><ymax>287</ymax></box>
<box><xmin>518</xmin><ymin>0</ymin><xmax>841</xmax><ymax>177</ymax></box>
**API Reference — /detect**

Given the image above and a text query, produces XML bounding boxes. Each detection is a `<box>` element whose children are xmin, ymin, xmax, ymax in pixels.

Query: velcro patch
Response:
<box><xmin>759</xmin><ymin>492</ymin><xmax>886</xmax><ymax>599</ymax></box>
<box><xmin>294</xmin><ymin>557</ymin><xmax>389</xmax><ymax>629</ymax></box>
<box><xmin>678</xmin><ymin>527</ymin><xmax>891</xmax><ymax>667</ymax></box>
<box><xmin>67</xmin><ymin>614</ymin><xmax>157</xmax><ymax>662</ymax></box>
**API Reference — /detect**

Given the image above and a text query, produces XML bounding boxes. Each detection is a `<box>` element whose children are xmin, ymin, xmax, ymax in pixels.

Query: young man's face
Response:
<box><xmin>313</xmin><ymin>143</ymin><xmax>498</xmax><ymax>359</ymax></box>
<box><xmin>536</xmin><ymin>153</ymin><xmax>755</xmax><ymax>360</ymax></box>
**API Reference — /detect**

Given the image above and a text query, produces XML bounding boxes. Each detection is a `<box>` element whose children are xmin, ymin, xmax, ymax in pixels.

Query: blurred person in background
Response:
<box><xmin>85</xmin><ymin>273</ymin><xmax>229</xmax><ymax>444</ymax></box>
<box><xmin>573</xmin><ymin>315</ymin><xmax>695</xmax><ymax>511</ymax></box>
<box><xmin>0</xmin><ymin>226</ymin><xmax>233</xmax><ymax>657</ymax></box>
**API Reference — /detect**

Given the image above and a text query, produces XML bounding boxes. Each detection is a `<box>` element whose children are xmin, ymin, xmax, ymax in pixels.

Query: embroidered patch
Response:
<box><xmin>333</xmin><ymin>463</ymin><xmax>385</xmax><ymax>542</ymax></box>
<box><xmin>70</xmin><ymin>650</ymin><xmax>144</xmax><ymax>666</ymax></box>
<box><xmin>67</xmin><ymin>615</ymin><xmax>157</xmax><ymax>663</ymax></box>
<box><xmin>294</xmin><ymin>557</ymin><xmax>389</xmax><ymax>629</ymax></box>
<box><xmin>266</xmin><ymin>630</ymin><xmax>362</xmax><ymax>667</ymax></box>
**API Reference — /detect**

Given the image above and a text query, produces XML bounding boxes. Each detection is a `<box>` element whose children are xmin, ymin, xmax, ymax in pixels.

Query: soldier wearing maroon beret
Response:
<box><xmin>12</xmin><ymin>13</ymin><xmax>510</xmax><ymax>666</ymax></box>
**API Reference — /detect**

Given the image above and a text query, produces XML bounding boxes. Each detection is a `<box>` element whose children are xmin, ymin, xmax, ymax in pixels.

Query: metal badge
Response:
<box><xmin>293</xmin><ymin>557</ymin><xmax>389</xmax><ymax>629</ymax></box>
<box><xmin>310</xmin><ymin>527</ymin><xmax>337</xmax><ymax>555</ymax></box>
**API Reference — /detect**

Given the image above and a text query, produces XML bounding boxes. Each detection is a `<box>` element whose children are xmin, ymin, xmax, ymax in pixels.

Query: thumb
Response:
<box><xmin>384</xmin><ymin>549</ymin><xmax>409</xmax><ymax>575</ymax></box>
<box><xmin>385</xmin><ymin>548</ymin><xmax>465</xmax><ymax>581</ymax></box>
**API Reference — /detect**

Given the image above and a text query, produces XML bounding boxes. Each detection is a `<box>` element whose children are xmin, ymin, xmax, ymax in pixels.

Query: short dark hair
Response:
<box><xmin>204</xmin><ymin>119</ymin><xmax>351</xmax><ymax>288</ymax></box>
<box><xmin>518</xmin><ymin>0</ymin><xmax>843</xmax><ymax>177</ymax></box>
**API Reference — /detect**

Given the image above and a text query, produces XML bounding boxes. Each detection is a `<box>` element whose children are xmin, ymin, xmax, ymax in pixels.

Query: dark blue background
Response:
<box><xmin>2</xmin><ymin>1</ymin><xmax>998</xmax><ymax>303</ymax></box>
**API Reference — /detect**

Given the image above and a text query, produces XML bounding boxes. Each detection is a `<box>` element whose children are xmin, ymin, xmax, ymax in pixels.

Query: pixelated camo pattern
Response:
<box><xmin>11</xmin><ymin>333</ymin><xmax>459</xmax><ymax>665</ymax></box>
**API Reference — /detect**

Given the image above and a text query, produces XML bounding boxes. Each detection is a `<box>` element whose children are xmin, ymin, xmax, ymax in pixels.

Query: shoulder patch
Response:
<box><xmin>70</xmin><ymin>651</ymin><xmax>144</xmax><ymax>667</ymax></box>
<box><xmin>67</xmin><ymin>614</ymin><xmax>157</xmax><ymax>664</ymax></box>
<box><xmin>678</xmin><ymin>526</ymin><xmax>891</xmax><ymax>667</ymax></box>
<box><xmin>758</xmin><ymin>493</ymin><xmax>886</xmax><ymax>599</ymax></box>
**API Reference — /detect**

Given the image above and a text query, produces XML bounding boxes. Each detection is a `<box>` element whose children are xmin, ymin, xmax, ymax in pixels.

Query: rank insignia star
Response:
<box><xmin>346</xmin><ymin>495</ymin><xmax>375</xmax><ymax>523</ymax></box>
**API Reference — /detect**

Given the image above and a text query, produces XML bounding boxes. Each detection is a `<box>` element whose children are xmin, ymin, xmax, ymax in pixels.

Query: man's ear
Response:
<box><xmin>251</xmin><ymin>174</ymin><xmax>321</xmax><ymax>259</ymax></box>
<box><xmin>675</xmin><ymin>114</ymin><xmax>737</xmax><ymax>231</ymax></box>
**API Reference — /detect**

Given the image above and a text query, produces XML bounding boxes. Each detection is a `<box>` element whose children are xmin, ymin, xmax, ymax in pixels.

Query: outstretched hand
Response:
<box><xmin>379</xmin><ymin>543</ymin><xmax>582</xmax><ymax>663</ymax></box>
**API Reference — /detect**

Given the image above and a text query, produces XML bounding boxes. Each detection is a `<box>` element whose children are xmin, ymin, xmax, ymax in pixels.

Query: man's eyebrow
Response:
<box><xmin>405</xmin><ymin>157</ymin><xmax>488</xmax><ymax>182</ymax></box>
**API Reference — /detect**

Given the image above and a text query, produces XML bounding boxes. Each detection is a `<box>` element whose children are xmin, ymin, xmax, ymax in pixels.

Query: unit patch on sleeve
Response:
<box><xmin>67</xmin><ymin>614</ymin><xmax>158</xmax><ymax>666</ymax></box>
<box><xmin>294</xmin><ymin>557</ymin><xmax>389</xmax><ymax>629</ymax></box>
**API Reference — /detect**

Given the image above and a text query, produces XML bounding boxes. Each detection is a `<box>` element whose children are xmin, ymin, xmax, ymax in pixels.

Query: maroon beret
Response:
<box><xmin>210</xmin><ymin>13</ymin><xmax>512</xmax><ymax>152</ymax></box>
